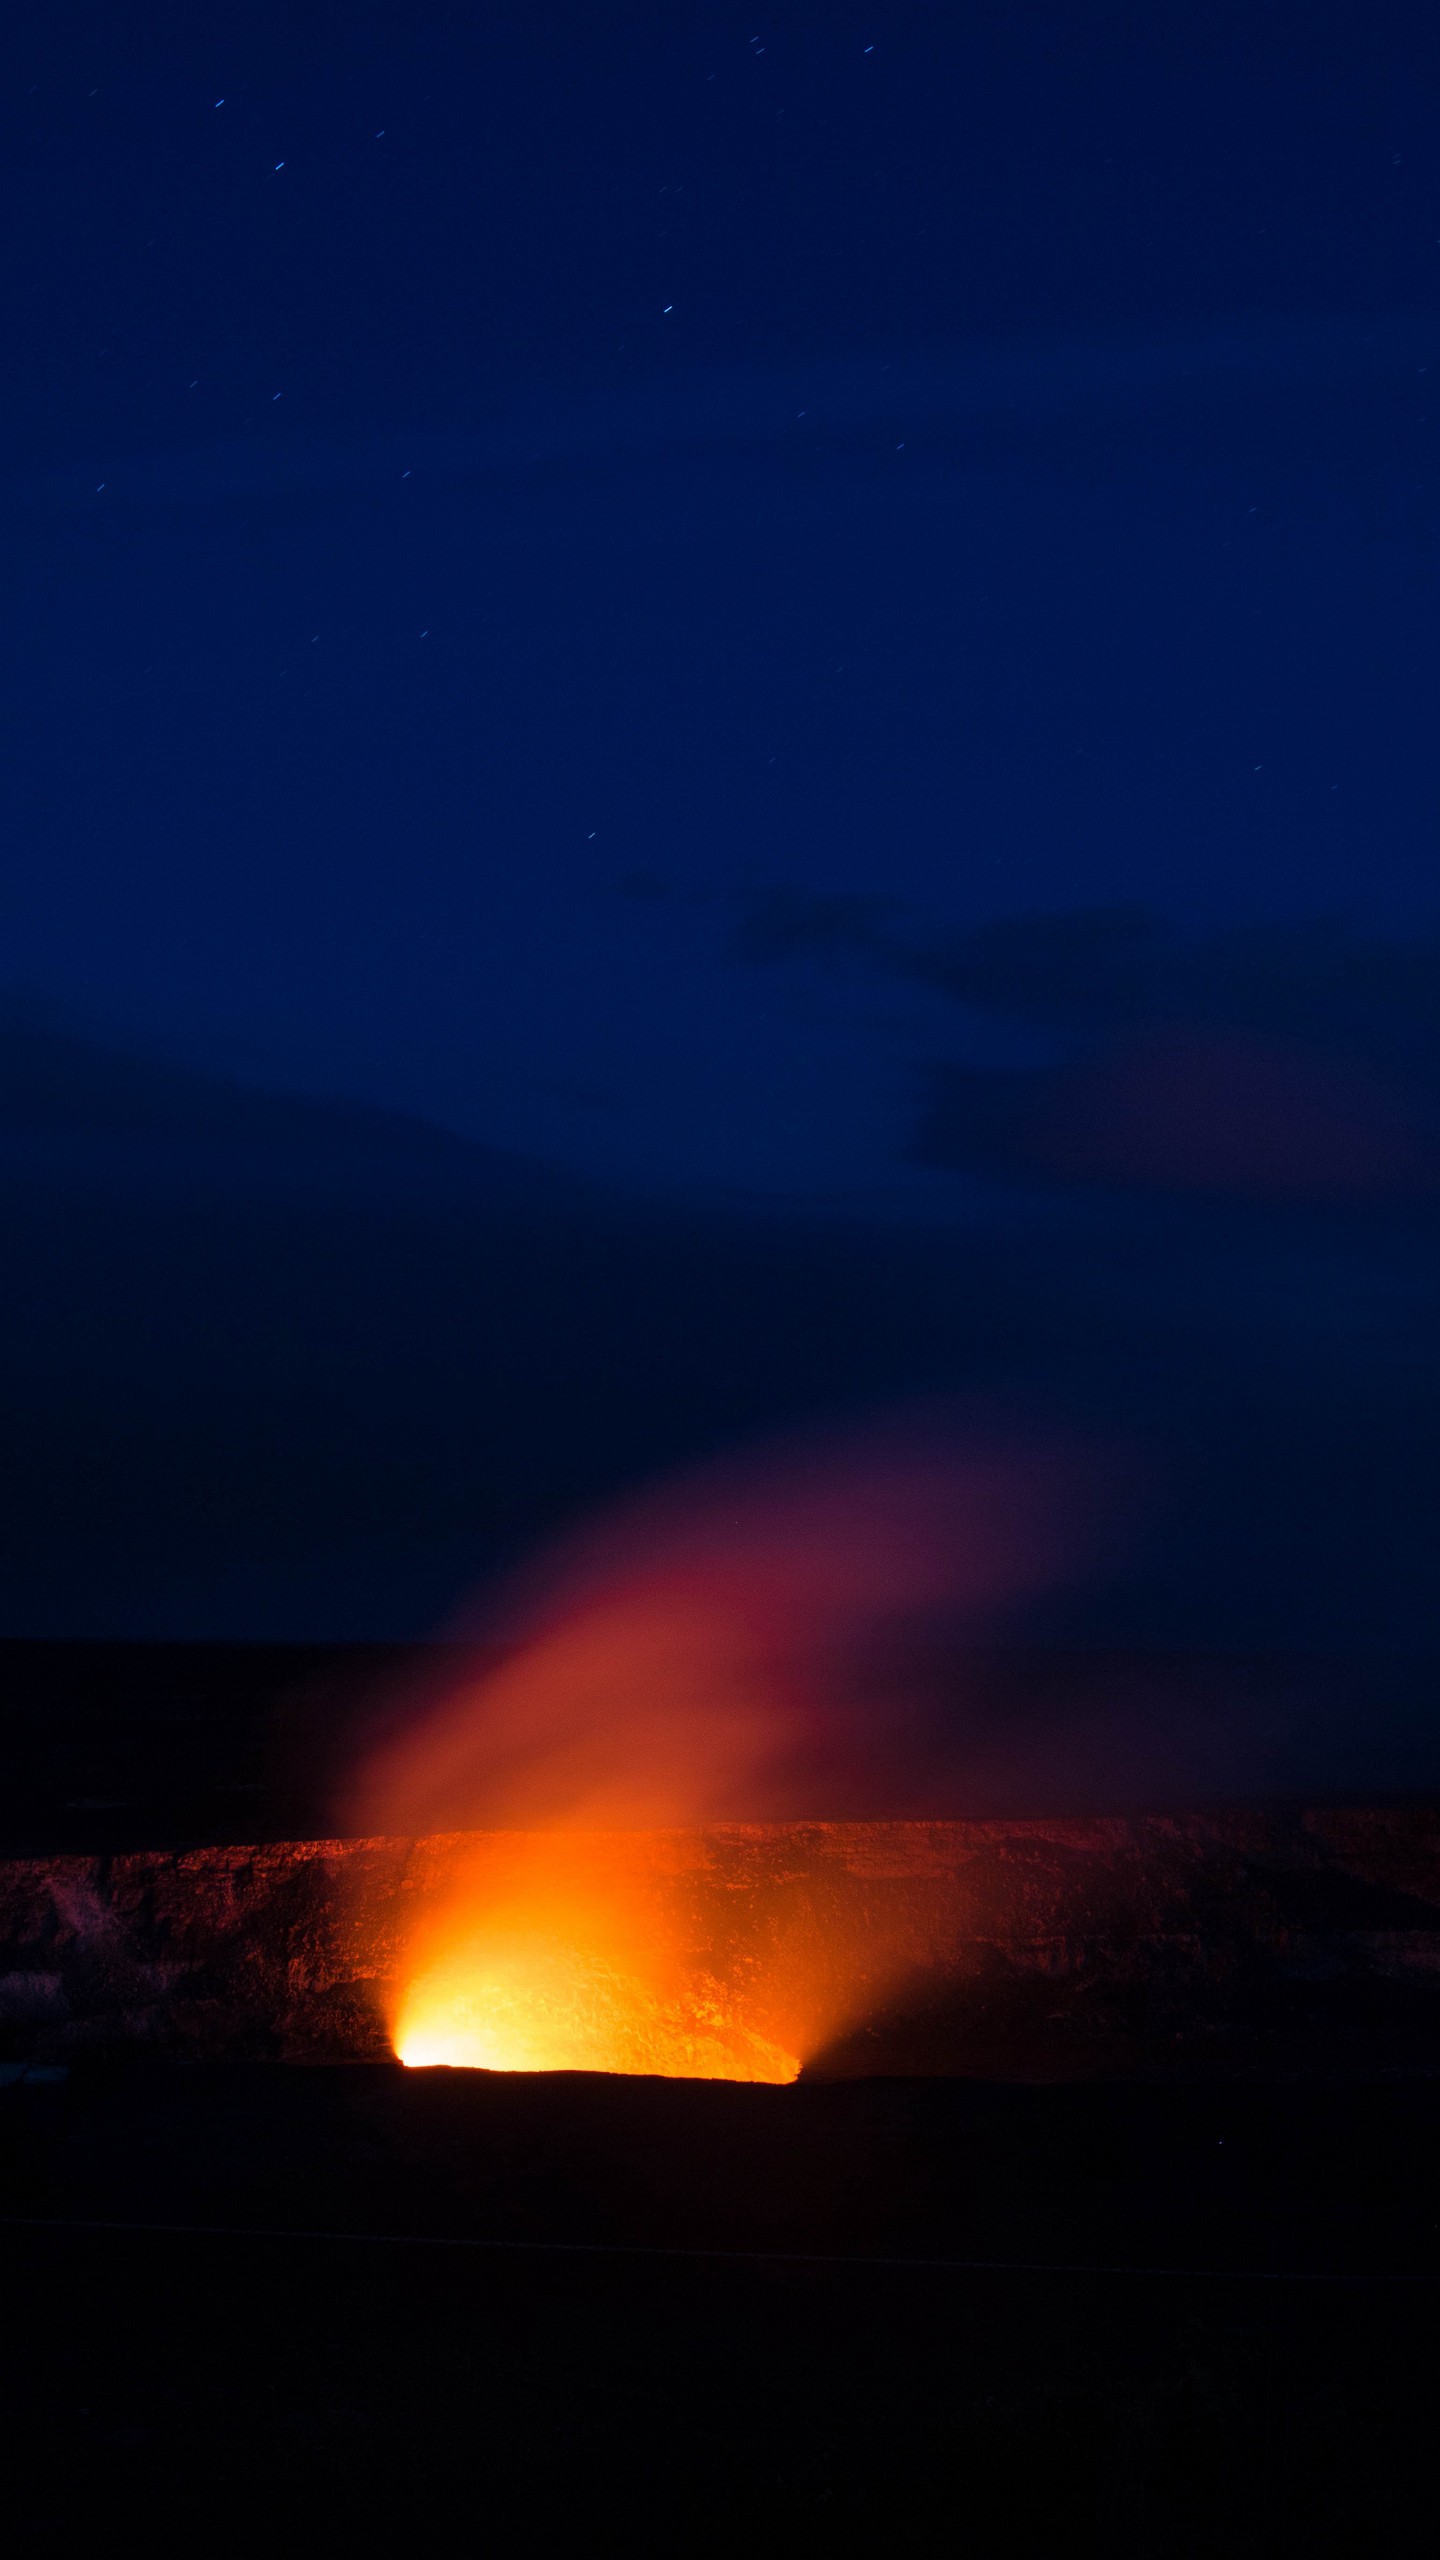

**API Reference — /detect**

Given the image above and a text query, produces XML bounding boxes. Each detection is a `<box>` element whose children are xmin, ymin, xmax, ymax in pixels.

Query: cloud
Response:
<box><xmin>735</xmin><ymin>901</ymin><xmax>1440</xmax><ymax>1204</ymax></box>
<box><xmin>19</xmin><ymin>312</ymin><xmax>1436</xmax><ymax>519</ymax></box>
<box><xmin>916</xmin><ymin>1031</ymin><xmax>1434</xmax><ymax>1204</ymax></box>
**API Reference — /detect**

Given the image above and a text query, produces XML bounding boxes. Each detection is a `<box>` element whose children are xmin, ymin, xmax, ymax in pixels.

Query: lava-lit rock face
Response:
<box><xmin>3</xmin><ymin>1808</ymin><xmax>1440</xmax><ymax>2077</ymax></box>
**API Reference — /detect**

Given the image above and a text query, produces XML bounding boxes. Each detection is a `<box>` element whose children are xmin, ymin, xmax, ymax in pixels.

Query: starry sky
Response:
<box><xmin>5</xmin><ymin>0</ymin><xmax>1438</xmax><ymax>1200</ymax></box>
<box><xmin>4</xmin><ymin>2</ymin><xmax>1440</xmax><ymax>1727</ymax></box>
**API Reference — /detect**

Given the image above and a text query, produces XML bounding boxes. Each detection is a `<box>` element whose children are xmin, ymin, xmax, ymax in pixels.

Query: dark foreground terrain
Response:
<box><xmin>3</xmin><ymin>2058</ymin><xmax>1437</xmax><ymax>2553</ymax></box>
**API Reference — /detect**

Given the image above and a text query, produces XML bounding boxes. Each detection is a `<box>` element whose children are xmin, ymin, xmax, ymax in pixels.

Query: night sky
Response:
<box><xmin>4</xmin><ymin>5</ymin><xmax>1440</xmax><ymax>1770</ymax></box>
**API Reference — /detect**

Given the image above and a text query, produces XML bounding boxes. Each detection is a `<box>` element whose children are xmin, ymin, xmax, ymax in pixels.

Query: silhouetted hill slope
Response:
<box><xmin>0</xmin><ymin>1014</ymin><xmax>588</xmax><ymax>1205</ymax></box>
<box><xmin>0</xmin><ymin>1018</ymin><xmax>1014</xmax><ymax>1635</ymax></box>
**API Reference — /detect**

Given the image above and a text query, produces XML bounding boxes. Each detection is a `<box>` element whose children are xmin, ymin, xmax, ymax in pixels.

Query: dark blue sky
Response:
<box><xmin>4</xmin><ymin>1</ymin><xmax>1440</xmax><ymax>1725</ymax></box>
<box><xmin>4</xmin><ymin>0</ymin><xmax>1437</xmax><ymax>1199</ymax></box>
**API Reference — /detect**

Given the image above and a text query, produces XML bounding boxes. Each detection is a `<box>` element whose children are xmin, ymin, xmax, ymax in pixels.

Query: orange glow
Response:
<box><xmin>394</xmin><ymin>1945</ymin><xmax>799</xmax><ymax>2081</ymax></box>
<box><xmin>347</xmin><ymin>1409</ymin><xmax>1114</xmax><ymax>2080</ymax></box>
<box><xmin>386</xmin><ymin>1834</ymin><xmax>808</xmax><ymax>2079</ymax></box>
<box><xmin>394</xmin><ymin>1903</ymin><xmax>797</xmax><ymax>2080</ymax></box>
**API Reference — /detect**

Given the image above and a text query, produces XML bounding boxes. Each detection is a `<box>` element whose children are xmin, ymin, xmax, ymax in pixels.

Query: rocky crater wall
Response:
<box><xmin>3</xmin><ymin>1807</ymin><xmax>1440</xmax><ymax>2078</ymax></box>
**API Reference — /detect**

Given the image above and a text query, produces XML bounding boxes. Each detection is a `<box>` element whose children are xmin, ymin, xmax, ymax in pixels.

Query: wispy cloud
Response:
<box><xmin>735</xmin><ymin>899</ymin><xmax>1440</xmax><ymax>1203</ymax></box>
<box><xmin>21</xmin><ymin>310</ymin><xmax>1436</xmax><ymax>516</ymax></box>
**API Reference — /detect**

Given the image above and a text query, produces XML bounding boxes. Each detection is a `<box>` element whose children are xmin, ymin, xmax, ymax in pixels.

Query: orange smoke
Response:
<box><xmin>346</xmin><ymin>1408</ymin><xmax>1101</xmax><ymax>1834</ymax></box>
<box><xmin>346</xmin><ymin>1406</ymin><xmax>1111</xmax><ymax>2079</ymax></box>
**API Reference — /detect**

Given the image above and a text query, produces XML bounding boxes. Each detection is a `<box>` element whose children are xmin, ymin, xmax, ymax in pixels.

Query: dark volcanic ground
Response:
<box><xmin>3</xmin><ymin>2061</ymin><xmax>1437</xmax><ymax>2553</ymax></box>
<box><xmin>0</xmin><ymin>1638</ymin><xmax>409</xmax><ymax>1854</ymax></box>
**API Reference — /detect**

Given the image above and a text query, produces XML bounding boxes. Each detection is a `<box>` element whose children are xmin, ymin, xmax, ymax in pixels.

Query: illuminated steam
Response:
<box><xmin>343</xmin><ymin>1404</ymin><xmax>1110</xmax><ymax>1837</ymax></box>
<box><xmin>338</xmin><ymin>1406</ymin><xmax>1122</xmax><ymax>2081</ymax></box>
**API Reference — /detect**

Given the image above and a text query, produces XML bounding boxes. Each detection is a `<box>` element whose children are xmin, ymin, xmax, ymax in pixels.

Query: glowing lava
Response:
<box><xmin>388</xmin><ymin>1840</ymin><xmax>802</xmax><ymax>2080</ymax></box>
<box><xmin>394</xmin><ymin>1928</ymin><xmax>798</xmax><ymax>2080</ymax></box>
